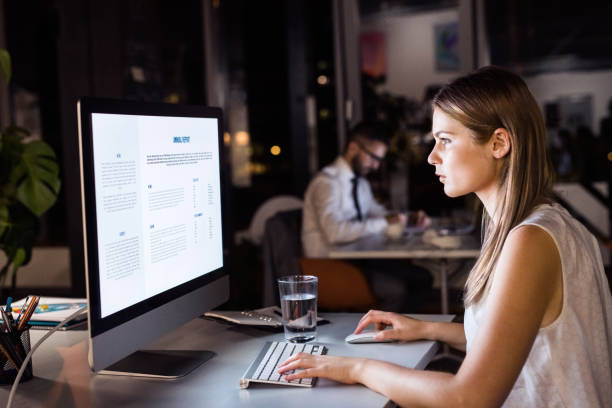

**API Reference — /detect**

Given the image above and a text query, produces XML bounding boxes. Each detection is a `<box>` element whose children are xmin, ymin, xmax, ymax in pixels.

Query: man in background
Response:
<box><xmin>302</xmin><ymin>121</ymin><xmax>432</xmax><ymax>312</ymax></box>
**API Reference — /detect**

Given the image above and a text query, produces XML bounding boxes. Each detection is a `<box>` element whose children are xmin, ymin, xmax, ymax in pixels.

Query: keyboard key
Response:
<box><xmin>240</xmin><ymin>341</ymin><xmax>327</xmax><ymax>388</ymax></box>
<box><xmin>269</xmin><ymin>343</ymin><xmax>295</xmax><ymax>381</ymax></box>
<box><xmin>253</xmin><ymin>341</ymin><xmax>278</xmax><ymax>379</ymax></box>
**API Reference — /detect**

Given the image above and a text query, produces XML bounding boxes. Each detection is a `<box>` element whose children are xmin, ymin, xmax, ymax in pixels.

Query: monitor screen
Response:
<box><xmin>90</xmin><ymin>113</ymin><xmax>223</xmax><ymax>318</ymax></box>
<box><xmin>78</xmin><ymin>98</ymin><xmax>229</xmax><ymax>375</ymax></box>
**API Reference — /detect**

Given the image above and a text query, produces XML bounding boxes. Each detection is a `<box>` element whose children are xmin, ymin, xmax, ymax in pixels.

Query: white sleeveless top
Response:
<box><xmin>464</xmin><ymin>203</ymin><xmax>612</xmax><ymax>407</ymax></box>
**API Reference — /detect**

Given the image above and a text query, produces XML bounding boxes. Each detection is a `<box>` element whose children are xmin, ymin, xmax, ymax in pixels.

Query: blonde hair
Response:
<box><xmin>433</xmin><ymin>66</ymin><xmax>554</xmax><ymax>306</ymax></box>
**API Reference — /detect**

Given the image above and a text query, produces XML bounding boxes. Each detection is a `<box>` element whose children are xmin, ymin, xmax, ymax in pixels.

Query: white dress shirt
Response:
<box><xmin>302</xmin><ymin>156</ymin><xmax>388</xmax><ymax>258</ymax></box>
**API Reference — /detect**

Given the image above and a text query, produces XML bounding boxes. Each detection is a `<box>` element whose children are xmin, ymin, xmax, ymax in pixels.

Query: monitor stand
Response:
<box><xmin>99</xmin><ymin>350</ymin><xmax>215</xmax><ymax>379</ymax></box>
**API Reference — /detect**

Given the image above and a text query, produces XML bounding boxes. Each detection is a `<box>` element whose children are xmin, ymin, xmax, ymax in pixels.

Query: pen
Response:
<box><xmin>0</xmin><ymin>341</ymin><xmax>19</xmax><ymax>370</ymax></box>
<box><xmin>0</xmin><ymin>309</ymin><xmax>13</xmax><ymax>333</ymax></box>
<box><xmin>16</xmin><ymin>296</ymin><xmax>37</xmax><ymax>331</ymax></box>
<box><xmin>15</xmin><ymin>296</ymin><xmax>29</xmax><ymax>326</ymax></box>
<box><xmin>4</xmin><ymin>297</ymin><xmax>15</xmax><ymax>326</ymax></box>
<box><xmin>17</xmin><ymin>296</ymin><xmax>39</xmax><ymax>331</ymax></box>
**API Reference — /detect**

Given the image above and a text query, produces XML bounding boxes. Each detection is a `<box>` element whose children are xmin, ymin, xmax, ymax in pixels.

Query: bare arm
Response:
<box><xmin>279</xmin><ymin>225</ymin><xmax>563</xmax><ymax>407</ymax></box>
<box><xmin>355</xmin><ymin>360</ymin><xmax>458</xmax><ymax>407</ymax></box>
<box><xmin>354</xmin><ymin>310</ymin><xmax>467</xmax><ymax>351</ymax></box>
<box><xmin>422</xmin><ymin>321</ymin><xmax>466</xmax><ymax>351</ymax></box>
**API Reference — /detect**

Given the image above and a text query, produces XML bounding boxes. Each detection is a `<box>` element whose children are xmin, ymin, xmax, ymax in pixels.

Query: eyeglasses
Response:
<box><xmin>355</xmin><ymin>140</ymin><xmax>384</xmax><ymax>163</ymax></box>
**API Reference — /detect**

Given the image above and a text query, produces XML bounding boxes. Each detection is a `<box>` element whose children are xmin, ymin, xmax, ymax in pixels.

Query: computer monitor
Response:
<box><xmin>77</xmin><ymin>97</ymin><xmax>229</xmax><ymax>378</ymax></box>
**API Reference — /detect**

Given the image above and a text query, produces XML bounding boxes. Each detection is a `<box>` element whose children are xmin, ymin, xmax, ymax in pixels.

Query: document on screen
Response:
<box><xmin>90</xmin><ymin>113</ymin><xmax>223</xmax><ymax>318</ymax></box>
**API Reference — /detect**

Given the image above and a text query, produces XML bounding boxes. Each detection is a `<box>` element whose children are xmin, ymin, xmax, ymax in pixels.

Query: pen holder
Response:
<box><xmin>0</xmin><ymin>327</ymin><xmax>33</xmax><ymax>384</ymax></box>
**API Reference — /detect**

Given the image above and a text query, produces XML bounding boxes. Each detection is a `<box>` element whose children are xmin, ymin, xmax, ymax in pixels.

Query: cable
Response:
<box><xmin>6</xmin><ymin>306</ymin><xmax>88</xmax><ymax>408</ymax></box>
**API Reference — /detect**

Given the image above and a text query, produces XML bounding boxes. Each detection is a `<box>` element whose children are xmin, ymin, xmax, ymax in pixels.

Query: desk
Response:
<box><xmin>0</xmin><ymin>313</ymin><xmax>453</xmax><ymax>407</ymax></box>
<box><xmin>328</xmin><ymin>234</ymin><xmax>480</xmax><ymax>314</ymax></box>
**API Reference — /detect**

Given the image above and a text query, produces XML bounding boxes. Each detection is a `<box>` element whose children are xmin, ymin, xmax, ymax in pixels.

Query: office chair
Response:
<box><xmin>299</xmin><ymin>258</ymin><xmax>376</xmax><ymax>311</ymax></box>
<box><xmin>247</xmin><ymin>195</ymin><xmax>304</xmax><ymax>245</ymax></box>
<box><xmin>262</xmin><ymin>209</ymin><xmax>376</xmax><ymax>312</ymax></box>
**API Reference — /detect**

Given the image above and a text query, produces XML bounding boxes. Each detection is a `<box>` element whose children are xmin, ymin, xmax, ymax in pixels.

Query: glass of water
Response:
<box><xmin>277</xmin><ymin>275</ymin><xmax>318</xmax><ymax>343</ymax></box>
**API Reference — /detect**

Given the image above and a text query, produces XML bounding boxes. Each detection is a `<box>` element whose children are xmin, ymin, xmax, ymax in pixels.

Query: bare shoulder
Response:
<box><xmin>492</xmin><ymin>223</ymin><xmax>562</xmax><ymax>323</ymax></box>
<box><xmin>503</xmin><ymin>224</ymin><xmax>559</xmax><ymax>262</ymax></box>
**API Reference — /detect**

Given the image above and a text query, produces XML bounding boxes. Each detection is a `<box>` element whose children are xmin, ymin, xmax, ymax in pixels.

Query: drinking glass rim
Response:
<box><xmin>277</xmin><ymin>275</ymin><xmax>318</xmax><ymax>283</ymax></box>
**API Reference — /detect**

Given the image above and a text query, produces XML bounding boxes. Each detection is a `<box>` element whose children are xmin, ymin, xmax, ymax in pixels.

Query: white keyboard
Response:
<box><xmin>240</xmin><ymin>341</ymin><xmax>327</xmax><ymax>388</ymax></box>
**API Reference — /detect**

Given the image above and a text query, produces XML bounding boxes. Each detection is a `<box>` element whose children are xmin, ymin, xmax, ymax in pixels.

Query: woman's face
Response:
<box><xmin>428</xmin><ymin>108</ymin><xmax>499</xmax><ymax>198</ymax></box>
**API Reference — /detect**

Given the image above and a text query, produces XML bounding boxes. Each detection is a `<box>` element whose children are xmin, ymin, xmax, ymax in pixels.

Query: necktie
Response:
<box><xmin>351</xmin><ymin>177</ymin><xmax>363</xmax><ymax>221</ymax></box>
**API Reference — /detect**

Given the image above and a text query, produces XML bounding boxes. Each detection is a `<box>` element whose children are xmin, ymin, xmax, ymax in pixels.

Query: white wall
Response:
<box><xmin>361</xmin><ymin>8</ymin><xmax>460</xmax><ymax>102</ymax></box>
<box><xmin>525</xmin><ymin>70</ymin><xmax>612</xmax><ymax>133</ymax></box>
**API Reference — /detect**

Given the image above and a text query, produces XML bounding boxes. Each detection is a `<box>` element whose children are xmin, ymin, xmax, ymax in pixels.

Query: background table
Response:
<box><xmin>328</xmin><ymin>233</ymin><xmax>481</xmax><ymax>314</ymax></box>
<box><xmin>0</xmin><ymin>313</ymin><xmax>454</xmax><ymax>408</ymax></box>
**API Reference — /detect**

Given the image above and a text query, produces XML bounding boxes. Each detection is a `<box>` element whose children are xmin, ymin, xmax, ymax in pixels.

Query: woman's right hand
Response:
<box><xmin>354</xmin><ymin>310</ymin><xmax>429</xmax><ymax>342</ymax></box>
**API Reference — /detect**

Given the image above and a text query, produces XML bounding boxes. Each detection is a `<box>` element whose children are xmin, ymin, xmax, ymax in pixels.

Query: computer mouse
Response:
<box><xmin>344</xmin><ymin>330</ymin><xmax>396</xmax><ymax>344</ymax></box>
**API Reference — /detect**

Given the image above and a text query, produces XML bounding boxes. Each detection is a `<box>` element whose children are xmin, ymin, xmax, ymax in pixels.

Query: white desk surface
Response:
<box><xmin>328</xmin><ymin>233</ymin><xmax>481</xmax><ymax>259</ymax></box>
<box><xmin>0</xmin><ymin>313</ymin><xmax>454</xmax><ymax>408</ymax></box>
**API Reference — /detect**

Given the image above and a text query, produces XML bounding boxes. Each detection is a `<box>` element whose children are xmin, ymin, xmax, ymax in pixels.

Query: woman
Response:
<box><xmin>278</xmin><ymin>66</ymin><xmax>612</xmax><ymax>407</ymax></box>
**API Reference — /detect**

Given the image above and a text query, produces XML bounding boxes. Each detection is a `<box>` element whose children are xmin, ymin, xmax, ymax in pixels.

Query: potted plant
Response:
<box><xmin>0</xmin><ymin>49</ymin><xmax>61</xmax><ymax>294</ymax></box>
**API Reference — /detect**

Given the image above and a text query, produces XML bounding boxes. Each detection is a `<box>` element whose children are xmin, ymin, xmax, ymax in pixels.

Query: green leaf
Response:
<box><xmin>2</xmin><ymin>126</ymin><xmax>29</xmax><ymax>148</ymax></box>
<box><xmin>1</xmin><ymin>127</ymin><xmax>29</xmax><ymax>182</ymax></box>
<box><xmin>0</xmin><ymin>204</ymin><xmax>8</xmax><ymax>238</ymax></box>
<box><xmin>0</xmin><ymin>260</ymin><xmax>10</xmax><ymax>285</ymax></box>
<box><xmin>0</xmin><ymin>215</ymin><xmax>36</xmax><ymax>285</ymax></box>
<box><xmin>11</xmin><ymin>247</ymin><xmax>25</xmax><ymax>272</ymax></box>
<box><xmin>15</xmin><ymin>140</ymin><xmax>61</xmax><ymax>216</ymax></box>
<box><xmin>0</xmin><ymin>49</ymin><xmax>10</xmax><ymax>84</ymax></box>
<box><xmin>0</xmin><ymin>204</ymin><xmax>37</xmax><ymax>269</ymax></box>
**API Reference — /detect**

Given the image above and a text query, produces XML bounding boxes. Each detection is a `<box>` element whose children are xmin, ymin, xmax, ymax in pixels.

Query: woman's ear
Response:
<box><xmin>490</xmin><ymin>128</ymin><xmax>511</xmax><ymax>159</ymax></box>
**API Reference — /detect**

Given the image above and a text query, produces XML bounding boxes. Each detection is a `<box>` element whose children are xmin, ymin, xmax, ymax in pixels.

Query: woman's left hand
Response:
<box><xmin>276</xmin><ymin>353</ymin><xmax>365</xmax><ymax>384</ymax></box>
